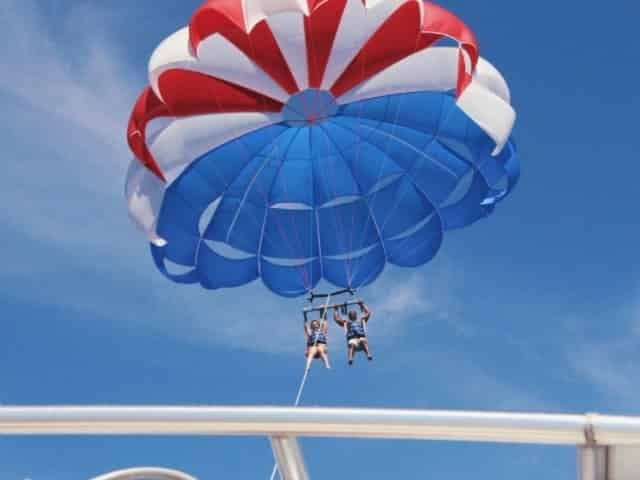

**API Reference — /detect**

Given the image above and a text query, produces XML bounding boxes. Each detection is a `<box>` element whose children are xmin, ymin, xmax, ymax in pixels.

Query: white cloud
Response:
<box><xmin>373</xmin><ymin>273</ymin><xmax>435</xmax><ymax>316</ymax></box>
<box><xmin>366</xmin><ymin>260</ymin><xmax>474</xmax><ymax>338</ymax></box>
<box><xmin>0</xmin><ymin>0</ymin><xmax>143</xmax><ymax>261</ymax></box>
<box><xmin>379</xmin><ymin>342</ymin><xmax>554</xmax><ymax>411</ymax></box>
<box><xmin>565</xmin><ymin>297</ymin><xmax>640</xmax><ymax>408</ymax></box>
<box><xmin>569</xmin><ymin>341</ymin><xmax>638</xmax><ymax>401</ymax></box>
<box><xmin>0</xmin><ymin>0</ymin><xmax>136</xmax><ymax>153</ymax></box>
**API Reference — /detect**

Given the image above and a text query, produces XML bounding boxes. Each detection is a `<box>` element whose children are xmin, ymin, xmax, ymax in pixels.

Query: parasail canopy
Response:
<box><xmin>125</xmin><ymin>0</ymin><xmax>519</xmax><ymax>297</ymax></box>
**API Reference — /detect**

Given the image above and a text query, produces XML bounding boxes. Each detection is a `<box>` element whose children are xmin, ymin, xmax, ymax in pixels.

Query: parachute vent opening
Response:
<box><xmin>367</xmin><ymin>173</ymin><xmax>404</xmax><ymax>196</ymax></box>
<box><xmin>441</xmin><ymin>169</ymin><xmax>474</xmax><ymax>208</ymax></box>
<box><xmin>162</xmin><ymin>258</ymin><xmax>196</xmax><ymax>276</ymax></box>
<box><xmin>270</xmin><ymin>202</ymin><xmax>313</xmax><ymax>211</ymax></box>
<box><xmin>388</xmin><ymin>213</ymin><xmax>436</xmax><ymax>241</ymax></box>
<box><xmin>198</xmin><ymin>197</ymin><xmax>222</xmax><ymax>237</ymax></box>
<box><xmin>325</xmin><ymin>244</ymin><xmax>377</xmax><ymax>261</ymax></box>
<box><xmin>262</xmin><ymin>256</ymin><xmax>316</xmax><ymax>267</ymax></box>
<box><xmin>320</xmin><ymin>196</ymin><xmax>360</xmax><ymax>208</ymax></box>
<box><xmin>282</xmin><ymin>89</ymin><xmax>338</xmax><ymax>127</ymax></box>
<box><xmin>203</xmin><ymin>240</ymin><xmax>255</xmax><ymax>260</ymax></box>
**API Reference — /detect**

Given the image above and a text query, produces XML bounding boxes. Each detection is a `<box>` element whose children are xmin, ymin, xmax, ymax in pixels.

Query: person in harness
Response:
<box><xmin>304</xmin><ymin>311</ymin><xmax>331</xmax><ymax>371</ymax></box>
<box><xmin>333</xmin><ymin>301</ymin><xmax>373</xmax><ymax>365</ymax></box>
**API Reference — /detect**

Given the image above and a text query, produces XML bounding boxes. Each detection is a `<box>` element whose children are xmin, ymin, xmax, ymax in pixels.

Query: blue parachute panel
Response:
<box><xmin>157</xmin><ymin>193</ymin><xmax>201</xmax><ymax>237</ymax></box>
<box><xmin>367</xmin><ymin>176</ymin><xmax>434</xmax><ymax>240</ymax></box>
<box><xmin>149</xmin><ymin>90</ymin><xmax>519</xmax><ymax>297</ymax></box>
<box><xmin>192</xmin><ymin>125</ymin><xmax>288</xmax><ymax>193</ymax></box>
<box><xmin>151</xmin><ymin>244</ymin><xmax>199</xmax><ymax>284</ymax></box>
<box><xmin>322</xmin><ymin>245</ymin><xmax>386</xmax><ymax>288</ymax></box>
<box><xmin>261</xmin><ymin>258</ymin><xmax>321</xmax><ymax>297</ymax></box>
<box><xmin>262</xmin><ymin>207</ymin><xmax>318</xmax><ymax>259</ymax></box>
<box><xmin>317</xmin><ymin>199</ymin><xmax>379</xmax><ymax>257</ymax></box>
<box><xmin>197</xmin><ymin>243</ymin><xmax>258</xmax><ymax>289</ymax></box>
<box><xmin>205</xmin><ymin>197</ymin><xmax>265</xmax><ymax>254</ymax></box>
<box><xmin>269</xmin><ymin>131</ymin><xmax>314</xmax><ymax>206</ymax></box>
<box><xmin>440</xmin><ymin>172</ymin><xmax>491</xmax><ymax>229</ymax></box>
<box><xmin>309</xmin><ymin>127</ymin><xmax>361</xmax><ymax>206</ymax></box>
<box><xmin>321</xmin><ymin>120</ymin><xmax>405</xmax><ymax>194</ymax></box>
<box><xmin>386</xmin><ymin>214</ymin><xmax>443</xmax><ymax>267</ymax></box>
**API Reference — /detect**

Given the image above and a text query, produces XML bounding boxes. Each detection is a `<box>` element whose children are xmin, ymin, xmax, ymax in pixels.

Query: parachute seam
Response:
<box><xmin>340</xmin><ymin>98</ymin><xmax>489</xmax><ymax>225</ymax></box>
<box><xmin>264</xmin><ymin>128</ymin><xmax>317</xmax><ymax>291</ymax></box>
<box><xmin>326</xmin><ymin>115</ymin><xmax>445</xmax><ymax>265</ymax></box>
<box><xmin>388</xmin><ymin>221</ymin><xmax>442</xmax><ymax>266</ymax></box>
<box><xmin>322</xmin><ymin>118</ymin><xmax>414</xmax><ymax>241</ymax></box>
<box><xmin>328</xmin><ymin>117</ymin><xmax>428</xmax><ymax>237</ymax></box>
<box><xmin>355</xmin><ymin>116</ymin><xmax>461</xmax><ymax>179</ymax></box>
<box><xmin>164</xmin><ymin>147</ymin><xmax>262</xmax><ymax>275</ymax></box>
<box><xmin>193</xmin><ymin>130</ymin><xmax>289</xmax><ymax>268</ymax></box>
<box><xmin>317</xmin><ymin>122</ymin><xmax>387</xmax><ymax>287</ymax></box>
<box><xmin>336</xmin><ymin>112</ymin><xmax>460</xmax><ymax>178</ymax></box>
<box><xmin>336</xmin><ymin>95</ymin><xmax>465</xmax><ymax>230</ymax></box>
<box><xmin>256</xmin><ymin>208</ymin><xmax>269</xmax><ymax>278</ymax></box>
<box><xmin>178</xmin><ymin>125</ymin><xmax>289</xmax><ymax>245</ymax></box>
<box><xmin>257</xmin><ymin>128</ymin><xmax>316</xmax><ymax>293</ymax></box>
<box><xmin>313</xmin><ymin>124</ymin><xmax>351</xmax><ymax>282</ymax></box>
<box><xmin>311</xmin><ymin>126</ymin><xmax>324</xmax><ymax>284</ymax></box>
<box><xmin>163</xmin><ymin>123</ymin><xmax>287</xmax><ymax>237</ymax></box>
<box><xmin>329</xmin><ymin>100</ymin><xmax>403</xmax><ymax>281</ymax></box>
<box><xmin>223</xmin><ymin>128</ymin><xmax>296</xmax><ymax>245</ymax></box>
<box><xmin>323</xmin><ymin>96</ymin><xmax>392</xmax><ymax>283</ymax></box>
<box><xmin>225</xmin><ymin>155</ymin><xmax>277</xmax><ymax>244</ymax></box>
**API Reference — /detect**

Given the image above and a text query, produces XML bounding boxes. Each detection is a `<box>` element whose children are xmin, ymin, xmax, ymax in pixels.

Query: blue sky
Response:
<box><xmin>1</xmin><ymin>0</ymin><xmax>639</xmax><ymax>478</ymax></box>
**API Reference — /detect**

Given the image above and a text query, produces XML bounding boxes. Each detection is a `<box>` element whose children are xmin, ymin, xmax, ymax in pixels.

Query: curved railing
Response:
<box><xmin>90</xmin><ymin>467</ymin><xmax>197</xmax><ymax>480</ymax></box>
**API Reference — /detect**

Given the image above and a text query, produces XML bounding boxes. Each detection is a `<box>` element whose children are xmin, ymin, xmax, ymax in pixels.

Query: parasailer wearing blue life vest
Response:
<box><xmin>333</xmin><ymin>301</ymin><xmax>373</xmax><ymax>365</ymax></box>
<box><xmin>304</xmin><ymin>312</ymin><xmax>331</xmax><ymax>371</ymax></box>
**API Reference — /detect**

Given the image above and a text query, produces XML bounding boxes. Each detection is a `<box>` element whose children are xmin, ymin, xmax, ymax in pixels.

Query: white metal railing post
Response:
<box><xmin>270</xmin><ymin>436</ymin><xmax>310</xmax><ymax>480</ymax></box>
<box><xmin>578</xmin><ymin>447</ymin><xmax>608</xmax><ymax>480</ymax></box>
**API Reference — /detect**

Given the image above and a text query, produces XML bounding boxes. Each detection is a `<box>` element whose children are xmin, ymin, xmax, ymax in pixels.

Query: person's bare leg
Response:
<box><xmin>319</xmin><ymin>347</ymin><xmax>331</xmax><ymax>369</ymax></box>
<box><xmin>361</xmin><ymin>339</ymin><xmax>373</xmax><ymax>360</ymax></box>
<box><xmin>305</xmin><ymin>347</ymin><xmax>317</xmax><ymax>371</ymax></box>
<box><xmin>348</xmin><ymin>345</ymin><xmax>355</xmax><ymax>365</ymax></box>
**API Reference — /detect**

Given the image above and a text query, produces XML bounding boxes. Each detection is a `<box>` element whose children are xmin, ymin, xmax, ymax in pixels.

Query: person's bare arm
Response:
<box><xmin>359</xmin><ymin>301</ymin><xmax>371</xmax><ymax>322</ymax></box>
<box><xmin>333</xmin><ymin>306</ymin><xmax>345</xmax><ymax>327</ymax></box>
<box><xmin>303</xmin><ymin>313</ymin><xmax>311</xmax><ymax>337</ymax></box>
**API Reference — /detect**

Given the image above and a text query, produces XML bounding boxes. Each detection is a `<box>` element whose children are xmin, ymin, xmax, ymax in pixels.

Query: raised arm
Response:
<box><xmin>359</xmin><ymin>301</ymin><xmax>371</xmax><ymax>322</ymax></box>
<box><xmin>303</xmin><ymin>314</ymin><xmax>311</xmax><ymax>337</ymax></box>
<box><xmin>333</xmin><ymin>306</ymin><xmax>345</xmax><ymax>327</ymax></box>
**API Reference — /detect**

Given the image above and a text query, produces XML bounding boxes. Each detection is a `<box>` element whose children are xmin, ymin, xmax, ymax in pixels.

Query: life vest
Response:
<box><xmin>307</xmin><ymin>328</ymin><xmax>327</xmax><ymax>346</ymax></box>
<box><xmin>346</xmin><ymin>318</ymin><xmax>366</xmax><ymax>339</ymax></box>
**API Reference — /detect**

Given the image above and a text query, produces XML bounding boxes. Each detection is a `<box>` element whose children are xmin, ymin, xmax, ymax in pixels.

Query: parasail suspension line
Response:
<box><xmin>269</xmin><ymin>292</ymin><xmax>333</xmax><ymax>480</ymax></box>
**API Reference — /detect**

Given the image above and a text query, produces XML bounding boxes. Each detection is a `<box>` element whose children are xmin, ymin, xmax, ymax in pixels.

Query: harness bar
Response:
<box><xmin>307</xmin><ymin>288</ymin><xmax>355</xmax><ymax>303</ymax></box>
<box><xmin>303</xmin><ymin>300</ymin><xmax>362</xmax><ymax>314</ymax></box>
